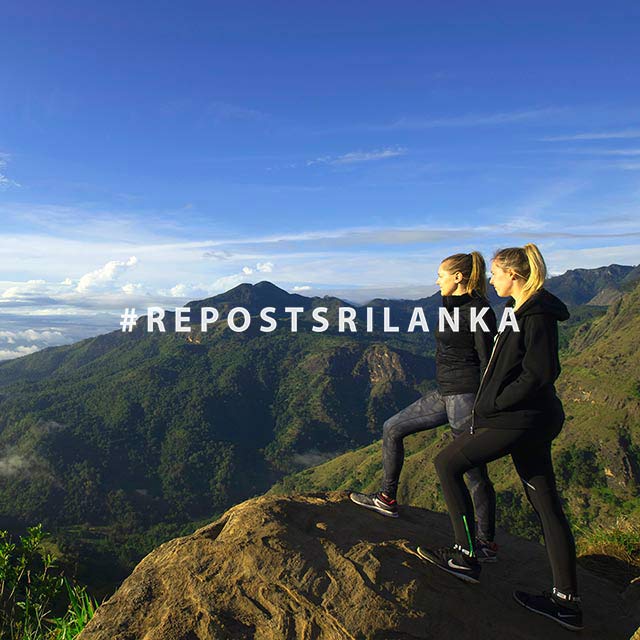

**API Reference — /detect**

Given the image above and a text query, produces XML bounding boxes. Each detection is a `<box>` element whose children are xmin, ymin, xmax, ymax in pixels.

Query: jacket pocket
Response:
<box><xmin>474</xmin><ymin>390</ymin><xmax>497</xmax><ymax>417</ymax></box>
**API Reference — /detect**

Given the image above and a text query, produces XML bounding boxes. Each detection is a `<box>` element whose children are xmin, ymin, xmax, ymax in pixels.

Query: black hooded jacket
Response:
<box><xmin>435</xmin><ymin>293</ymin><xmax>497</xmax><ymax>396</ymax></box>
<box><xmin>472</xmin><ymin>288</ymin><xmax>570</xmax><ymax>430</ymax></box>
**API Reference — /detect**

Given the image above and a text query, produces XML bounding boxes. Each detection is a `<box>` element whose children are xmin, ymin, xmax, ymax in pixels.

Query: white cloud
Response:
<box><xmin>543</xmin><ymin>147</ymin><xmax>640</xmax><ymax>156</ymax></box>
<box><xmin>0</xmin><ymin>345</ymin><xmax>40</xmax><ymax>361</ymax></box>
<box><xmin>0</xmin><ymin>427</ymin><xmax>65</xmax><ymax>478</ymax></box>
<box><xmin>540</xmin><ymin>129</ymin><xmax>640</xmax><ymax>142</ymax></box>
<box><xmin>203</xmin><ymin>250</ymin><xmax>233</xmax><ymax>260</ymax></box>
<box><xmin>3</xmin><ymin>307</ymin><xmax>98</xmax><ymax>316</ymax></box>
<box><xmin>167</xmin><ymin>265</ymin><xmax>273</xmax><ymax>301</ymax></box>
<box><xmin>5</xmin><ymin>220</ymin><xmax>639</xmax><ymax>305</ymax></box>
<box><xmin>163</xmin><ymin>282</ymin><xmax>215</xmax><ymax>299</ymax></box>
<box><xmin>1</xmin><ymin>279</ymin><xmax>48</xmax><ymax>300</ymax></box>
<box><xmin>0</xmin><ymin>152</ymin><xmax>20</xmax><ymax>189</ymax></box>
<box><xmin>76</xmin><ymin>256</ymin><xmax>138</xmax><ymax>293</ymax></box>
<box><xmin>169</xmin><ymin>284</ymin><xmax>188</xmax><ymax>297</ymax></box>
<box><xmin>292</xmin><ymin>285</ymin><xmax>311</xmax><ymax>291</ymax></box>
<box><xmin>0</xmin><ymin>173</ymin><xmax>20</xmax><ymax>189</ymax></box>
<box><xmin>168</xmin><ymin>282</ymin><xmax>209</xmax><ymax>298</ymax></box>
<box><xmin>378</xmin><ymin>108</ymin><xmax>561</xmax><ymax>131</ymax></box>
<box><xmin>1</xmin><ymin>200</ymin><xmax>638</xmax><ymax>343</ymax></box>
<box><xmin>0</xmin><ymin>452</ymin><xmax>29</xmax><ymax>476</ymax></box>
<box><xmin>211</xmin><ymin>274</ymin><xmax>246</xmax><ymax>291</ymax></box>
<box><xmin>0</xmin><ymin>329</ymin><xmax>64</xmax><ymax>343</ymax></box>
<box><xmin>0</xmin><ymin>224</ymin><xmax>469</xmax><ymax>269</ymax></box>
<box><xmin>545</xmin><ymin>244</ymin><xmax>640</xmax><ymax>272</ymax></box>
<box><xmin>122</xmin><ymin>283</ymin><xmax>142</xmax><ymax>295</ymax></box>
<box><xmin>587</xmin><ymin>148</ymin><xmax>640</xmax><ymax>156</ymax></box>
<box><xmin>168</xmin><ymin>283</ymin><xmax>196</xmax><ymax>298</ymax></box>
<box><xmin>308</xmin><ymin>147</ymin><xmax>407</xmax><ymax>166</ymax></box>
<box><xmin>0</xmin><ymin>327</ymin><xmax>70</xmax><ymax>361</ymax></box>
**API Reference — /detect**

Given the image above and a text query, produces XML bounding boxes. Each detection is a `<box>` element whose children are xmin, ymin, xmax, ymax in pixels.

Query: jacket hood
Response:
<box><xmin>508</xmin><ymin>288</ymin><xmax>570</xmax><ymax>322</ymax></box>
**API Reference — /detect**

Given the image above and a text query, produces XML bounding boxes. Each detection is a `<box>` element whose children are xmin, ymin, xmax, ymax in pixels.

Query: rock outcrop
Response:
<box><xmin>79</xmin><ymin>492</ymin><xmax>638</xmax><ymax>640</ymax></box>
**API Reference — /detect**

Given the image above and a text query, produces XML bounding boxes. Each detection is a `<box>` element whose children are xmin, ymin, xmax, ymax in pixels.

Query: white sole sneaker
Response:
<box><xmin>416</xmin><ymin>546</ymin><xmax>481</xmax><ymax>584</ymax></box>
<box><xmin>349</xmin><ymin>492</ymin><xmax>399</xmax><ymax>518</ymax></box>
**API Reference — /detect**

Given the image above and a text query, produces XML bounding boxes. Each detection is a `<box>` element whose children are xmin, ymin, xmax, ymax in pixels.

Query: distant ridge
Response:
<box><xmin>0</xmin><ymin>264</ymin><xmax>637</xmax><ymax>600</ymax></box>
<box><xmin>545</xmin><ymin>264</ymin><xmax>635</xmax><ymax>306</ymax></box>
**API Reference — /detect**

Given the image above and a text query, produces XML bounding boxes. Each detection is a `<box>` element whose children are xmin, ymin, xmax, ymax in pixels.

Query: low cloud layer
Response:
<box><xmin>0</xmin><ymin>421</ymin><xmax>66</xmax><ymax>485</ymax></box>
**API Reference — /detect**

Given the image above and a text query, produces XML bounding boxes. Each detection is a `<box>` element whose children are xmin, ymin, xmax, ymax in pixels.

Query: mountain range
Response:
<box><xmin>0</xmin><ymin>263</ymin><xmax>637</xmax><ymax>596</ymax></box>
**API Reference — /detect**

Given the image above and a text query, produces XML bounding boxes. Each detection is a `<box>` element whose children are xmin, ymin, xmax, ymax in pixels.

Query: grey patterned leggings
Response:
<box><xmin>381</xmin><ymin>388</ymin><xmax>496</xmax><ymax>541</ymax></box>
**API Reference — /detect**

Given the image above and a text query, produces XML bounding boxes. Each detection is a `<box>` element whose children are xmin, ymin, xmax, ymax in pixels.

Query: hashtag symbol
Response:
<box><xmin>120</xmin><ymin>308</ymin><xmax>138</xmax><ymax>332</ymax></box>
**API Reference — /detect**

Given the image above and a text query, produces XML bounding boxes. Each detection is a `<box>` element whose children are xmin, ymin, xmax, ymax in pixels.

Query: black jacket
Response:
<box><xmin>435</xmin><ymin>293</ymin><xmax>497</xmax><ymax>396</ymax></box>
<box><xmin>473</xmin><ymin>288</ymin><xmax>570</xmax><ymax>430</ymax></box>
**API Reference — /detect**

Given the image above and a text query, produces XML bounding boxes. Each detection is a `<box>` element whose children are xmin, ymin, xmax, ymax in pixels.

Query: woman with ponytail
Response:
<box><xmin>418</xmin><ymin>243</ymin><xmax>582</xmax><ymax>631</ymax></box>
<box><xmin>350</xmin><ymin>251</ymin><xmax>499</xmax><ymax>561</ymax></box>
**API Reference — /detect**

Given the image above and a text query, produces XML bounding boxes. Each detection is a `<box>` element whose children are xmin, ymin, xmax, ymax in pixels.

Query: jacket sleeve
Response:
<box><xmin>474</xmin><ymin>307</ymin><xmax>497</xmax><ymax>375</ymax></box>
<box><xmin>494</xmin><ymin>314</ymin><xmax>559</xmax><ymax>410</ymax></box>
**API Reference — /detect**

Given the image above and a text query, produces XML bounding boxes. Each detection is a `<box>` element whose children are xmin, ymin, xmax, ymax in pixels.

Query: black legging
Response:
<box><xmin>434</xmin><ymin>423</ymin><xmax>577</xmax><ymax>594</ymax></box>
<box><xmin>381</xmin><ymin>390</ymin><xmax>496</xmax><ymax>541</ymax></box>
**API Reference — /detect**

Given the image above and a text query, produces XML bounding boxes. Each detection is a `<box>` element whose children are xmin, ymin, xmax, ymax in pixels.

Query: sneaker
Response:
<box><xmin>349</xmin><ymin>491</ymin><xmax>399</xmax><ymax>518</ymax></box>
<box><xmin>513</xmin><ymin>589</ymin><xmax>583</xmax><ymax>632</ymax></box>
<box><xmin>475</xmin><ymin>538</ymin><xmax>499</xmax><ymax>563</ymax></box>
<box><xmin>416</xmin><ymin>544</ymin><xmax>481</xmax><ymax>584</ymax></box>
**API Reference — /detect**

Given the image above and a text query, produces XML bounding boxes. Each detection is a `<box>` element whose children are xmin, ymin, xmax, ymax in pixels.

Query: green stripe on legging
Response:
<box><xmin>462</xmin><ymin>515</ymin><xmax>475</xmax><ymax>555</ymax></box>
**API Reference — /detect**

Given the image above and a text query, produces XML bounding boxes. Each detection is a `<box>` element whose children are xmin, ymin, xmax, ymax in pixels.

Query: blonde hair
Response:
<box><xmin>442</xmin><ymin>251</ymin><xmax>487</xmax><ymax>297</ymax></box>
<box><xmin>493</xmin><ymin>243</ymin><xmax>547</xmax><ymax>305</ymax></box>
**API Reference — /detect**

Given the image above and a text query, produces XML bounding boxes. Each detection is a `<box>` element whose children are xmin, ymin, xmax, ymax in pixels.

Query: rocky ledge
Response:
<box><xmin>79</xmin><ymin>492</ymin><xmax>639</xmax><ymax>640</ymax></box>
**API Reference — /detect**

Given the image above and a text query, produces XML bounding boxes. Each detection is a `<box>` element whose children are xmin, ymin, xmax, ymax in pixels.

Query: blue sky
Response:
<box><xmin>1</xmin><ymin>1</ymin><xmax>640</xmax><ymax>359</ymax></box>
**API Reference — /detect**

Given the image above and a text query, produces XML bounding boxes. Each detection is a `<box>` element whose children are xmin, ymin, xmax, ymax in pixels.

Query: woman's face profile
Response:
<box><xmin>489</xmin><ymin>260</ymin><xmax>515</xmax><ymax>298</ymax></box>
<box><xmin>436</xmin><ymin>262</ymin><xmax>461</xmax><ymax>296</ymax></box>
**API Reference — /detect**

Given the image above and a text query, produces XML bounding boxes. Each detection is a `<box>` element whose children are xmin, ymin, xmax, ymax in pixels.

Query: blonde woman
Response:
<box><xmin>351</xmin><ymin>252</ymin><xmax>499</xmax><ymax>561</ymax></box>
<box><xmin>417</xmin><ymin>243</ymin><xmax>582</xmax><ymax>632</ymax></box>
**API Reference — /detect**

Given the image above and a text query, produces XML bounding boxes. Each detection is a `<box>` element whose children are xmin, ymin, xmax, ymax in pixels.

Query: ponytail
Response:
<box><xmin>467</xmin><ymin>251</ymin><xmax>487</xmax><ymax>298</ymax></box>
<box><xmin>493</xmin><ymin>242</ymin><xmax>547</xmax><ymax>306</ymax></box>
<box><xmin>442</xmin><ymin>251</ymin><xmax>488</xmax><ymax>298</ymax></box>
<box><xmin>521</xmin><ymin>243</ymin><xmax>547</xmax><ymax>299</ymax></box>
